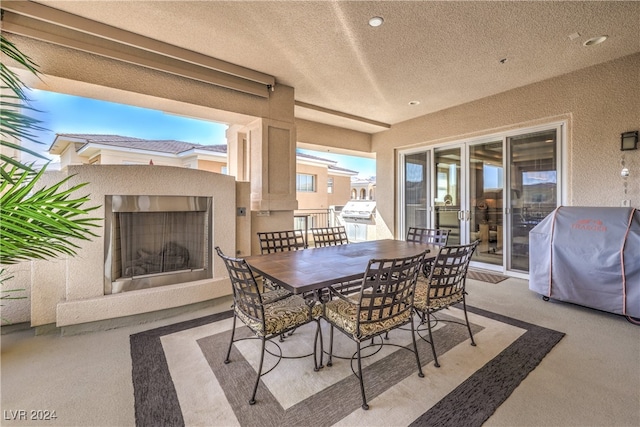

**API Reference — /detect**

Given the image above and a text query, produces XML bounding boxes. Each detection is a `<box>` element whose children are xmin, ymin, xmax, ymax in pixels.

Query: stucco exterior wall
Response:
<box><xmin>329</xmin><ymin>175</ymin><xmax>352</xmax><ymax>207</ymax></box>
<box><xmin>296</xmin><ymin>162</ymin><xmax>329</xmax><ymax>209</ymax></box>
<box><xmin>96</xmin><ymin>149</ymin><xmax>183</xmax><ymax>166</ymax></box>
<box><xmin>198</xmin><ymin>159</ymin><xmax>226</xmax><ymax>173</ymax></box>
<box><xmin>372</xmin><ymin>53</ymin><xmax>640</xmax><ymax>238</ymax></box>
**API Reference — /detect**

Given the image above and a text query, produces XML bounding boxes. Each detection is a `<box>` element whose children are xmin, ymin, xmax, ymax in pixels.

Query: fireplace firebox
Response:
<box><xmin>104</xmin><ymin>195</ymin><xmax>213</xmax><ymax>294</ymax></box>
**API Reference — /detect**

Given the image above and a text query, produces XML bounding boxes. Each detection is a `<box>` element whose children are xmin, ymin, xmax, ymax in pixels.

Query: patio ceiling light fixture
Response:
<box><xmin>583</xmin><ymin>36</ymin><xmax>608</xmax><ymax>46</ymax></box>
<box><xmin>369</xmin><ymin>16</ymin><xmax>384</xmax><ymax>27</ymax></box>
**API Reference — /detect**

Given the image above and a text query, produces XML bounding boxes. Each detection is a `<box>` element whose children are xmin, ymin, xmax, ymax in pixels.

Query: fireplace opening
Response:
<box><xmin>104</xmin><ymin>195</ymin><xmax>213</xmax><ymax>294</ymax></box>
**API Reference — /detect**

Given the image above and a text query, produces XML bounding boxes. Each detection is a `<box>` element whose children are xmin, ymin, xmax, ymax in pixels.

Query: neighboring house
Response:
<box><xmin>350</xmin><ymin>177</ymin><xmax>376</xmax><ymax>200</ymax></box>
<box><xmin>49</xmin><ymin>134</ymin><xmax>228</xmax><ymax>173</ymax></box>
<box><xmin>295</xmin><ymin>151</ymin><xmax>357</xmax><ymax>210</ymax></box>
<box><xmin>49</xmin><ymin>134</ymin><xmax>359</xmax><ymax>209</ymax></box>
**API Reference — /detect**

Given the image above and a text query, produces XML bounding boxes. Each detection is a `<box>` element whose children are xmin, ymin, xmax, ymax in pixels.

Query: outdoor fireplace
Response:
<box><xmin>104</xmin><ymin>195</ymin><xmax>213</xmax><ymax>294</ymax></box>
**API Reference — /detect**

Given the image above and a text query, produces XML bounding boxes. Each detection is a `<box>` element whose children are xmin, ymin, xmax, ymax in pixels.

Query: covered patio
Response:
<box><xmin>3</xmin><ymin>276</ymin><xmax>639</xmax><ymax>426</ymax></box>
<box><xmin>1</xmin><ymin>1</ymin><xmax>639</xmax><ymax>425</ymax></box>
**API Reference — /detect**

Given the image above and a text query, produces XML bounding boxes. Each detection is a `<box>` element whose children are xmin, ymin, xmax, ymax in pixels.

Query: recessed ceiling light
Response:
<box><xmin>369</xmin><ymin>16</ymin><xmax>384</xmax><ymax>27</ymax></box>
<box><xmin>408</xmin><ymin>101</ymin><xmax>420</xmax><ymax>106</ymax></box>
<box><xmin>583</xmin><ymin>36</ymin><xmax>608</xmax><ymax>46</ymax></box>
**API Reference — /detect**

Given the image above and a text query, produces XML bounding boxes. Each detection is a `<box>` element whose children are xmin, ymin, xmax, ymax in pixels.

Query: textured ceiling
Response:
<box><xmin>28</xmin><ymin>1</ymin><xmax>640</xmax><ymax>133</ymax></box>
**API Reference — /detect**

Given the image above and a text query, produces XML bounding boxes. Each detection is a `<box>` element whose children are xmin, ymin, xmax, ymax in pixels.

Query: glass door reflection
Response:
<box><xmin>404</xmin><ymin>152</ymin><xmax>430</xmax><ymax>230</ymax></box>
<box><xmin>468</xmin><ymin>141</ymin><xmax>503</xmax><ymax>266</ymax></box>
<box><xmin>434</xmin><ymin>147</ymin><xmax>462</xmax><ymax>245</ymax></box>
<box><xmin>508</xmin><ymin>129</ymin><xmax>558</xmax><ymax>272</ymax></box>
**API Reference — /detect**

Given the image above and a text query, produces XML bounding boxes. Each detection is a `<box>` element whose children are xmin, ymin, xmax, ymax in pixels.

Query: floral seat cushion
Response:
<box><xmin>324</xmin><ymin>297</ymin><xmax>411</xmax><ymax>341</ymax></box>
<box><xmin>237</xmin><ymin>294</ymin><xmax>322</xmax><ymax>337</ymax></box>
<box><xmin>261</xmin><ymin>288</ymin><xmax>292</xmax><ymax>304</ymax></box>
<box><xmin>413</xmin><ymin>277</ymin><xmax>463</xmax><ymax>311</ymax></box>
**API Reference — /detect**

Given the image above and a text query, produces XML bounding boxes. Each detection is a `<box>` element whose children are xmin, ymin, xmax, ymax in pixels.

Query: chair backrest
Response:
<box><xmin>427</xmin><ymin>240</ymin><xmax>479</xmax><ymax>299</ymax></box>
<box><xmin>355</xmin><ymin>251</ymin><xmax>427</xmax><ymax>333</ymax></box>
<box><xmin>311</xmin><ymin>226</ymin><xmax>349</xmax><ymax>248</ymax></box>
<box><xmin>257</xmin><ymin>230</ymin><xmax>307</xmax><ymax>254</ymax></box>
<box><xmin>406</xmin><ymin>227</ymin><xmax>450</xmax><ymax>246</ymax></box>
<box><xmin>215</xmin><ymin>247</ymin><xmax>264</xmax><ymax>325</ymax></box>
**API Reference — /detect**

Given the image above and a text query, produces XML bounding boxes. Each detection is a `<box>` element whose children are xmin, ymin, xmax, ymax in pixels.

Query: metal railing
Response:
<box><xmin>294</xmin><ymin>208</ymin><xmax>342</xmax><ymax>246</ymax></box>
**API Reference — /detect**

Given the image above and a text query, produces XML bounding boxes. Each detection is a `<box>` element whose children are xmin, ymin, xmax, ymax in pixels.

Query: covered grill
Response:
<box><xmin>529</xmin><ymin>206</ymin><xmax>640</xmax><ymax>319</ymax></box>
<box><xmin>341</xmin><ymin>200</ymin><xmax>376</xmax><ymax>224</ymax></box>
<box><xmin>341</xmin><ymin>200</ymin><xmax>376</xmax><ymax>242</ymax></box>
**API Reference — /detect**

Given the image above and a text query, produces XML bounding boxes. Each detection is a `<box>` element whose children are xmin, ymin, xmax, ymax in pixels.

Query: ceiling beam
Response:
<box><xmin>295</xmin><ymin>101</ymin><xmax>391</xmax><ymax>130</ymax></box>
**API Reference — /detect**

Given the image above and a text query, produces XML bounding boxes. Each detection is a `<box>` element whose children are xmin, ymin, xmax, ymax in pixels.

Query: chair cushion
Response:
<box><xmin>236</xmin><ymin>295</ymin><xmax>322</xmax><ymax>337</ymax></box>
<box><xmin>324</xmin><ymin>298</ymin><xmax>411</xmax><ymax>341</ymax></box>
<box><xmin>413</xmin><ymin>278</ymin><xmax>463</xmax><ymax>312</ymax></box>
<box><xmin>261</xmin><ymin>288</ymin><xmax>292</xmax><ymax>304</ymax></box>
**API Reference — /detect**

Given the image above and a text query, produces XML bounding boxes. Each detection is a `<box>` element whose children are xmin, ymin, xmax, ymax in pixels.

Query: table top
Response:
<box><xmin>245</xmin><ymin>239</ymin><xmax>437</xmax><ymax>295</ymax></box>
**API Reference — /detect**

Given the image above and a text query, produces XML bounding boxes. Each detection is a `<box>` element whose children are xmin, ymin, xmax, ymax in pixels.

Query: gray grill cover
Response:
<box><xmin>529</xmin><ymin>206</ymin><xmax>640</xmax><ymax>317</ymax></box>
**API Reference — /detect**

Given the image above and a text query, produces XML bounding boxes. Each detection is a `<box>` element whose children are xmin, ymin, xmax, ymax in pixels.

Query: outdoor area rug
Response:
<box><xmin>467</xmin><ymin>269</ymin><xmax>509</xmax><ymax>284</ymax></box>
<box><xmin>130</xmin><ymin>306</ymin><xmax>564</xmax><ymax>427</ymax></box>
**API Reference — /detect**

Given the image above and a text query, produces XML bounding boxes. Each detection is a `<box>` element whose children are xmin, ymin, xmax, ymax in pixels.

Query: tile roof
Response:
<box><xmin>296</xmin><ymin>151</ymin><xmax>337</xmax><ymax>164</ymax></box>
<box><xmin>328</xmin><ymin>164</ymin><xmax>359</xmax><ymax>174</ymax></box>
<box><xmin>56</xmin><ymin>133</ymin><xmax>226</xmax><ymax>155</ymax></box>
<box><xmin>54</xmin><ymin>134</ymin><xmax>356</xmax><ymax>173</ymax></box>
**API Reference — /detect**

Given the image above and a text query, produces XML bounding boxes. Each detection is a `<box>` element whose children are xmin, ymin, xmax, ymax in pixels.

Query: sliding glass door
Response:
<box><xmin>404</xmin><ymin>151</ymin><xmax>430</xmax><ymax>230</ymax></box>
<box><xmin>399</xmin><ymin>123</ymin><xmax>562</xmax><ymax>275</ymax></box>
<box><xmin>468</xmin><ymin>140</ymin><xmax>503</xmax><ymax>266</ymax></box>
<box><xmin>434</xmin><ymin>146</ymin><xmax>463</xmax><ymax>245</ymax></box>
<box><xmin>507</xmin><ymin>129</ymin><xmax>559</xmax><ymax>272</ymax></box>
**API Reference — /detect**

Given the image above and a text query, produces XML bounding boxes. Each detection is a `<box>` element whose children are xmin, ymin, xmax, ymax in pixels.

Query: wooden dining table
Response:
<box><xmin>244</xmin><ymin>239</ymin><xmax>438</xmax><ymax>295</ymax></box>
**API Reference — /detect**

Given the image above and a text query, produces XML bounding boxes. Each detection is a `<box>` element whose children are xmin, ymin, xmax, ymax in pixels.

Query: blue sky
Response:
<box><xmin>25</xmin><ymin>89</ymin><xmax>376</xmax><ymax>177</ymax></box>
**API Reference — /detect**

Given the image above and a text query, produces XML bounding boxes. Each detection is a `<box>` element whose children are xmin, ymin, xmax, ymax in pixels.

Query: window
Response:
<box><xmin>327</xmin><ymin>177</ymin><xmax>334</xmax><ymax>194</ymax></box>
<box><xmin>296</xmin><ymin>174</ymin><xmax>316</xmax><ymax>192</ymax></box>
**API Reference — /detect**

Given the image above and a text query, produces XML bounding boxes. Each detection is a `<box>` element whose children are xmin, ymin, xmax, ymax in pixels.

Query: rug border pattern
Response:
<box><xmin>130</xmin><ymin>307</ymin><xmax>563</xmax><ymax>427</ymax></box>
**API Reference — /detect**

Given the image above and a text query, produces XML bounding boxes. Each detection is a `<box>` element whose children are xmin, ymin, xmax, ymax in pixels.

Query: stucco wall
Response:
<box><xmin>296</xmin><ymin>162</ymin><xmax>330</xmax><ymax>209</ymax></box>
<box><xmin>373</xmin><ymin>53</ymin><xmax>640</xmax><ymax>238</ymax></box>
<box><xmin>198</xmin><ymin>159</ymin><xmax>226</xmax><ymax>173</ymax></box>
<box><xmin>98</xmin><ymin>150</ymin><xmax>182</xmax><ymax>166</ymax></box>
<box><xmin>329</xmin><ymin>174</ymin><xmax>352</xmax><ymax>207</ymax></box>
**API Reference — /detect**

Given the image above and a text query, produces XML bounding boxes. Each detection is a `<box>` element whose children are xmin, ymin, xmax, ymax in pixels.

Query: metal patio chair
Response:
<box><xmin>257</xmin><ymin>229</ymin><xmax>307</xmax><ymax>253</ymax></box>
<box><xmin>412</xmin><ymin>240</ymin><xmax>479</xmax><ymax>368</ymax></box>
<box><xmin>215</xmin><ymin>247</ymin><xmax>323</xmax><ymax>405</ymax></box>
<box><xmin>311</xmin><ymin>226</ymin><xmax>349</xmax><ymax>247</ymax></box>
<box><xmin>322</xmin><ymin>250</ymin><xmax>428</xmax><ymax>410</ymax></box>
<box><xmin>255</xmin><ymin>229</ymin><xmax>307</xmax><ymax>294</ymax></box>
<box><xmin>406</xmin><ymin>227</ymin><xmax>450</xmax><ymax>277</ymax></box>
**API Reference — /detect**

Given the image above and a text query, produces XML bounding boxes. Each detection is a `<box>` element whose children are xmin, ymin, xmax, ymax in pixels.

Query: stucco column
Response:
<box><xmin>235</xmin><ymin>118</ymin><xmax>297</xmax><ymax>254</ymax></box>
<box><xmin>225</xmin><ymin>125</ymin><xmax>247</xmax><ymax>181</ymax></box>
<box><xmin>245</xmin><ymin>117</ymin><xmax>298</xmax><ymax>212</ymax></box>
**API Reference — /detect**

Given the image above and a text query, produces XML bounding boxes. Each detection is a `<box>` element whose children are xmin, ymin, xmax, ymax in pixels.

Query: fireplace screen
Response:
<box><xmin>117</xmin><ymin>211</ymin><xmax>205</xmax><ymax>276</ymax></box>
<box><xmin>105</xmin><ymin>195</ymin><xmax>212</xmax><ymax>294</ymax></box>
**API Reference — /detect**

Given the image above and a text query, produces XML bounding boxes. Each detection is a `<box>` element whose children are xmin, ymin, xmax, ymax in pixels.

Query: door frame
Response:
<box><xmin>397</xmin><ymin>120</ymin><xmax>566</xmax><ymax>277</ymax></box>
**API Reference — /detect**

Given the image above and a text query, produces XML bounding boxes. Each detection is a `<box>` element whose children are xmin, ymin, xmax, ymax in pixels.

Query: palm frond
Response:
<box><xmin>0</xmin><ymin>164</ymin><xmax>102</xmax><ymax>265</ymax></box>
<box><xmin>0</xmin><ymin>34</ymin><xmax>48</xmax><ymax>177</ymax></box>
